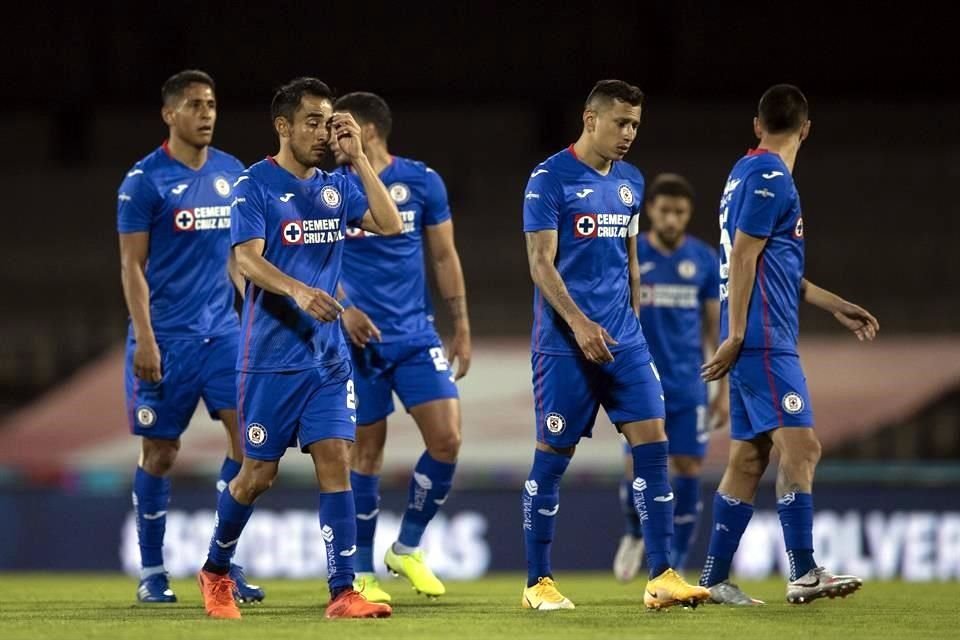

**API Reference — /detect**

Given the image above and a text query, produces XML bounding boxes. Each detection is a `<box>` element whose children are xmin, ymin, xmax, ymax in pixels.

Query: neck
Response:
<box><xmin>166</xmin><ymin>135</ymin><xmax>207</xmax><ymax>169</ymax></box>
<box><xmin>363</xmin><ymin>141</ymin><xmax>391</xmax><ymax>174</ymax></box>
<box><xmin>572</xmin><ymin>134</ymin><xmax>612</xmax><ymax>175</ymax></box>
<box><xmin>756</xmin><ymin>134</ymin><xmax>801</xmax><ymax>173</ymax></box>
<box><xmin>648</xmin><ymin>230</ymin><xmax>683</xmax><ymax>253</ymax></box>
<box><xmin>274</xmin><ymin>146</ymin><xmax>316</xmax><ymax>180</ymax></box>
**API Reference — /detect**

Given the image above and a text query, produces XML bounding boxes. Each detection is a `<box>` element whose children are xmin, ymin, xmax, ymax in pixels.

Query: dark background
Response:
<box><xmin>1</xmin><ymin>2</ymin><xmax>957</xmax><ymax>413</ymax></box>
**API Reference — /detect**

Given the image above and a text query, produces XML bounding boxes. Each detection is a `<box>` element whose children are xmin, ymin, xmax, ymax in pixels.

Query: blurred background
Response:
<box><xmin>0</xmin><ymin>3</ymin><xmax>957</xmax><ymax>581</ymax></box>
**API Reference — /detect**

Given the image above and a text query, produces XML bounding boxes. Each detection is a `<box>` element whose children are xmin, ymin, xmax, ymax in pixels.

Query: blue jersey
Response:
<box><xmin>231</xmin><ymin>157</ymin><xmax>368</xmax><ymax>372</ymax></box>
<box><xmin>338</xmin><ymin>156</ymin><xmax>452</xmax><ymax>341</ymax></box>
<box><xmin>637</xmin><ymin>233</ymin><xmax>719</xmax><ymax>407</ymax></box>
<box><xmin>522</xmin><ymin>146</ymin><xmax>647</xmax><ymax>355</ymax></box>
<box><xmin>718</xmin><ymin>149</ymin><xmax>804</xmax><ymax>352</ymax></box>
<box><xmin>116</xmin><ymin>142</ymin><xmax>244</xmax><ymax>337</ymax></box>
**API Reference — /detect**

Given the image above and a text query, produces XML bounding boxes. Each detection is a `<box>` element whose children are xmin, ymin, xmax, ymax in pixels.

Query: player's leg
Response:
<box><xmin>613</xmin><ymin>441</ymin><xmax>644</xmax><ymax>583</ymax></box>
<box><xmin>665</xmin><ymin>404</ymin><xmax>710</xmax><ymax>572</ymax></box>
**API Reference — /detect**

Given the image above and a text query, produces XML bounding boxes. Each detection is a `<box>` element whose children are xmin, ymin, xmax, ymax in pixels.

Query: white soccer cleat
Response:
<box><xmin>613</xmin><ymin>534</ymin><xmax>644</xmax><ymax>583</ymax></box>
<box><xmin>786</xmin><ymin>567</ymin><xmax>862</xmax><ymax>604</ymax></box>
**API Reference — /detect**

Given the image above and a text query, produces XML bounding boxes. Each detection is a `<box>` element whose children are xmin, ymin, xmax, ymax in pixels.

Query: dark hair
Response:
<box><xmin>334</xmin><ymin>92</ymin><xmax>392</xmax><ymax>139</ymax></box>
<box><xmin>585</xmin><ymin>79</ymin><xmax>645</xmax><ymax>109</ymax></box>
<box><xmin>270</xmin><ymin>77</ymin><xmax>333</xmax><ymax>123</ymax></box>
<box><xmin>645</xmin><ymin>173</ymin><xmax>695</xmax><ymax>204</ymax></box>
<box><xmin>161</xmin><ymin>69</ymin><xmax>215</xmax><ymax>104</ymax></box>
<box><xmin>758</xmin><ymin>84</ymin><xmax>809</xmax><ymax>134</ymax></box>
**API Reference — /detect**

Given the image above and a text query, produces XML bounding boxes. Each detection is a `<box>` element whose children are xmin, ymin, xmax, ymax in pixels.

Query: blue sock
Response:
<box><xmin>699</xmin><ymin>493</ymin><xmax>754</xmax><ymax>586</ymax></box>
<box><xmin>522</xmin><ymin>449</ymin><xmax>571</xmax><ymax>587</ymax></box>
<box><xmin>397</xmin><ymin>452</ymin><xmax>457</xmax><ymax>549</ymax></box>
<box><xmin>217</xmin><ymin>457</ymin><xmax>241</xmax><ymax>494</ymax></box>
<box><xmin>670</xmin><ymin>475</ymin><xmax>701</xmax><ymax>570</ymax></box>
<box><xmin>351</xmin><ymin>471</ymin><xmax>380</xmax><ymax>573</ymax></box>
<box><xmin>319</xmin><ymin>490</ymin><xmax>357</xmax><ymax>592</ymax></box>
<box><xmin>630</xmin><ymin>442</ymin><xmax>674</xmax><ymax>578</ymax></box>
<box><xmin>778</xmin><ymin>491</ymin><xmax>816</xmax><ymax>580</ymax></box>
<box><xmin>205</xmin><ymin>489</ymin><xmax>254</xmax><ymax>573</ymax></box>
<box><xmin>619</xmin><ymin>478</ymin><xmax>643</xmax><ymax>538</ymax></box>
<box><xmin>133</xmin><ymin>467</ymin><xmax>170</xmax><ymax>572</ymax></box>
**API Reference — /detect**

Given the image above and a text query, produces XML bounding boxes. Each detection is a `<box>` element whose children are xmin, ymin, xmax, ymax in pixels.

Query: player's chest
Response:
<box><xmin>159</xmin><ymin>173</ymin><xmax>235</xmax><ymax>234</ymax></box>
<box><xmin>561</xmin><ymin>180</ymin><xmax>638</xmax><ymax>240</ymax></box>
<box><xmin>266</xmin><ymin>185</ymin><xmax>346</xmax><ymax>248</ymax></box>
<box><xmin>638</xmin><ymin>254</ymin><xmax>702</xmax><ymax>309</ymax></box>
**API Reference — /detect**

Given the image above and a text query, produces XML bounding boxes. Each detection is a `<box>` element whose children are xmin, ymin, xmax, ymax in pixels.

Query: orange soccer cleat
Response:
<box><xmin>197</xmin><ymin>570</ymin><xmax>242</xmax><ymax>619</ymax></box>
<box><xmin>324</xmin><ymin>588</ymin><xmax>393</xmax><ymax>619</ymax></box>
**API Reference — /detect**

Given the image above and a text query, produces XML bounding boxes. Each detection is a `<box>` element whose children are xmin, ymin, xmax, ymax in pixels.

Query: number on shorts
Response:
<box><xmin>346</xmin><ymin>379</ymin><xmax>357</xmax><ymax>409</ymax></box>
<box><xmin>429</xmin><ymin>347</ymin><xmax>449</xmax><ymax>372</ymax></box>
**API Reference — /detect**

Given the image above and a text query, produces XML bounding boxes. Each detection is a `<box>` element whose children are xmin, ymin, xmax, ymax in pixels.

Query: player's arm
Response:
<box><xmin>426</xmin><ymin>220</ymin><xmax>471</xmax><ymax>379</ymax></box>
<box><xmin>701</xmin><ymin>229</ymin><xmax>767</xmax><ymax>381</ymax></box>
<box><xmin>227</xmin><ymin>251</ymin><xmax>245</xmax><ymax>299</ymax></box>
<box><xmin>627</xmin><ymin>234</ymin><xmax>641</xmax><ymax>316</ymax></box>
<box><xmin>801</xmin><ymin>279</ymin><xmax>879</xmax><ymax>341</ymax></box>
<box><xmin>337</xmin><ymin>283</ymin><xmax>381</xmax><ymax>348</ymax></box>
<box><xmin>703</xmin><ymin>298</ymin><xmax>729</xmax><ymax>429</ymax></box>
<box><xmin>525</xmin><ymin>230</ymin><xmax>618</xmax><ymax>363</ymax></box>
<box><xmin>119</xmin><ymin>232</ymin><xmax>161</xmax><ymax>382</ymax></box>
<box><xmin>233</xmin><ymin>239</ymin><xmax>342</xmax><ymax>322</ymax></box>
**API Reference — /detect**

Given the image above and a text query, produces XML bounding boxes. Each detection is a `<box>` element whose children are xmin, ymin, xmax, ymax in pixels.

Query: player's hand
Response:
<box><xmin>447</xmin><ymin>327</ymin><xmax>472</xmax><ymax>380</ymax></box>
<box><xmin>329</xmin><ymin>112</ymin><xmax>364</xmax><ymax>160</ymax></box>
<box><xmin>292</xmin><ymin>284</ymin><xmax>343</xmax><ymax>323</ymax></box>
<box><xmin>133</xmin><ymin>338</ymin><xmax>163</xmax><ymax>383</ymax></box>
<box><xmin>701</xmin><ymin>336</ymin><xmax>743</xmax><ymax>382</ymax></box>
<box><xmin>833</xmin><ymin>301</ymin><xmax>879</xmax><ymax>342</ymax></box>
<box><xmin>571</xmin><ymin>317</ymin><xmax>617</xmax><ymax>364</ymax></box>
<box><xmin>342</xmin><ymin>306</ymin><xmax>381</xmax><ymax>348</ymax></box>
<box><xmin>708</xmin><ymin>391</ymin><xmax>730</xmax><ymax>432</ymax></box>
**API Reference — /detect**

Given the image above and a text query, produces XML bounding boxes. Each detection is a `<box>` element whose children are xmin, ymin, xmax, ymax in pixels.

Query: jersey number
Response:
<box><xmin>429</xmin><ymin>347</ymin><xmax>449</xmax><ymax>372</ymax></box>
<box><xmin>346</xmin><ymin>380</ymin><xmax>357</xmax><ymax>410</ymax></box>
<box><xmin>718</xmin><ymin>206</ymin><xmax>732</xmax><ymax>301</ymax></box>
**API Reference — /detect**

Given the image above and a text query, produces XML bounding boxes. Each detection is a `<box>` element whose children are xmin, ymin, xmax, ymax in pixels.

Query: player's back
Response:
<box><xmin>522</xmin><ymin>146</ymin><xmax>647</xmax><ymax>356</ymax></box>
<box><xmin>231</xmin><ymin>158</ymin><xmax>368</xmax><ymax>372</ymax></box>
<box><xmin>117</xmin><ymin>143</ymin><xmax>244</xmax><ymax>337</ymax></box>
<box><xmin>339</xmin><ymin>156</ymin><xmax>451</xmax><ymax>341</ymax></box>
<box><xmin>718</xmin><ymin>150</ymin><xmax>804</xmax><ymax>352</ymax></box>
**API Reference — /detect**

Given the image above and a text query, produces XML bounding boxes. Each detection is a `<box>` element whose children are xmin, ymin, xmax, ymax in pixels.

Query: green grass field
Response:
<box><xmin>0</xmin><ymin>573</ymin><xmax>955</xmax><ymax>640</ymax></box>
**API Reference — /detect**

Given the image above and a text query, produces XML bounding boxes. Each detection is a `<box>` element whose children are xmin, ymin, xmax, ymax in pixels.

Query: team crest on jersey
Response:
<box><xmin>136</xmin><ymin>406</ymin><xmax>156</xmax><ymax>428</ymax></box>
<box><xmin>320</xmin><ymin>186</ymin><xmax>341</xmax><ymax>208</ymax></box>
<box><xmin>214</xmin><ymin>177</ymin><xmax>231</xmax><ymax>197</ymax></box>
<box><xmin>282</xmin><ymin>220</ymin><xmax>304</xmax><ymax>245</ymax></box>
<box><xmin>782</xmin><ymin>392</ymin><xmax>804</xmax><ymax>415</ymax></box>
<box><xmin>677</xmin><ymin>260</ymin><xmax>697</xmax><ymax>279</ymax></box>
<box><xmin>618</xmin><ymin>184</ymin><xmax>634</xmax><ymax>206</ymax></box>
<box><xmin>174</xmin><ymin>209</ymin><xmax>195</xmax><ymax>231</ymax></box>
<box><xmin>388</xmin><ymin>182</ymin><xmax>410</xmax><ymax>205</ymax></box>
<box><xmin>574</xmin><ymin>214</ymin><xmax>597</xmax><ymax>238</ymax></box>
<box><xmin>246</xmin><ymin>423</ymin><xmax>267</xmax><ymax>446</ymax></box>
<box><xmin>544</xmin><ymin>413</ymin><xmax>566</xmax><ymax>434</ymax></box>
<box><xmin>794</xmin><ymin>216</ymin><xmax>804</xmax><ymax>239</ymax></box>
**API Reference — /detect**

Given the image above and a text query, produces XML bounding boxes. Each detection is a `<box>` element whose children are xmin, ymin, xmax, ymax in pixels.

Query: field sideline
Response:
<box><xmin>0</xmin><ymin>572</ymin><xmax>954</xmax><ymax>639</ymax></box>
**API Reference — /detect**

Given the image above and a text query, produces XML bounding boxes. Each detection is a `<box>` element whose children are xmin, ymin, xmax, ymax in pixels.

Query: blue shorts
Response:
<box><xmin>621</xmin><ymin>403</ymin><xmax>708</xmax><ymax>457</ymax></box>
<box><xmin>350</xmin><ymin>333</ymin><xmax>459</xmax><ymax>426</ymax></box>
<box><xmin>532</xmin><ymin>346</ymin><xmax>665</xmax><ymax>449</ymax></box>
<box><xmin>729</xmin><ymin>351</ymin><xmax>814</xmax><ymax>441</ymax></box>
<box><xmin>237</xmin><ymin>360</ymin><xmax>358</xmax><ymax>461</ymax></box>
<box><xmin>125</xmin><ymin>332</ymin><xmax>238</xmax><ymax>439</ymax></box>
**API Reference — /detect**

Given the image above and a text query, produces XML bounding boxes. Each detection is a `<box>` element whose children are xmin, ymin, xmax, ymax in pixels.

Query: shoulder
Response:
<box><xmin>687</xmin><ymin>235</ymin><xmax>718</xmax><ymax>261</ymax></box>
<box><xmin>615</xmin><ymin>160</ymin><xmax>645</xmax><ymax>184</ymax></box>
<box><xmin>526</xmin><ymin>150</ymin><xmax>571</xmax><ymax>188</ymax></box>
<box><xmin>121</xmin><ymin>147</ymin><xmax>167</xmax><ymax>185</ymax></box>
<box><xmin>207</xmin><ymin>147</ymin><xmax>246</xmax><ymax>172</ymax></box>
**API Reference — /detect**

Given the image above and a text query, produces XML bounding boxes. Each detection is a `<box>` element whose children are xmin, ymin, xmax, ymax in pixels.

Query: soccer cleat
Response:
<box><xmin>786</xmin><ymin>567</ymin><xmax>862</xmax><ymax>605</ymax></box>
<box><xmin>707</xmin><ymin>580</ymin><xmax>765</xmax><ymax>606</ymax></box>
<box><xmin>197</xmin><ymin>570</ymin><xmax>241</xmax><ymax>619</ymax></box>
<box><xmin>325</xmin><ymin>589</ymin><xmax>392</xmax><ymax>619</ymax></box>
<box><xmin>521</xmin><ymin>577</ymin><xmax>575</xmax><ymax>610</ymax></box>
<box><xmin>644</xmin><ymin>568</ymin><xmax>711</xmax><ymax>610</ymax></box>
<box><xmin>136</xmin><ymin>572</ymin><xmax>177</xmax><ymax>603</ymax></box>
<box><xmin>354</xmin><ymin>573</ymin><xmax>392</xmax><ymax>603</ymax></box>
<box><xmin>384</xmin><ymin>547</ymin><xmax>445</xmax><ymax>597</ymax></box>
<box><xmin>613</xmin><ymin>534</ymin><xmax>644</xmax><ymax>583</ymax></box>
<box><xmin>230</xmin><ymin>564</ymin><xmax>265</xmax><ymax>603</ymax></box>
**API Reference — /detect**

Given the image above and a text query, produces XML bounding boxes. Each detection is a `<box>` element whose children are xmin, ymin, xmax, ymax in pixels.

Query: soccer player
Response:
<box><xmin>520</xmin><ymin>79</ymin><xmax>711</xmax><ymax>611</ymax></box>
<box><xmin>117</xmin><ymin>69</ymin><xmax>262</xmax><ymax>604</ymax></box>
<box><xmin>613</xmin><ymin>173</ymin><xmax>727</xmax><ymax>583</ymax></box>
<box><xmin>699</xmin><ymin>84</ymin><xmax>879</xmax><ymax>605</ymax></box>
<box><xmin>329</xmin><ymin>92</ymin><xmax>470</xmax><ymax>602</ymax></box>
<box><xmin>195</xmin><ymin>77</ymin><xmax>402</xmax><ymax>620</ymax></box>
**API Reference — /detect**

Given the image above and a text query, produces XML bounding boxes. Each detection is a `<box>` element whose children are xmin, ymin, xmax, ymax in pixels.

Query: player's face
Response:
<box><xmin>163</xmin><ymin>83</ymin><xmax>216</xmax><ymax>148</ymax></box>
<box><xmin>286</xmin><ymin>96</ymin><xmax>333</xmax><ymax>168</ymax></box>
<box><xmin>590</xmin><ymin>100</ymin><xmax>641</xmax><ymax>161</ymax></box>
<box><xmin>647</xmin><ymin>194</ymin><xmax>692</xmax><ymax>247</ymax></box>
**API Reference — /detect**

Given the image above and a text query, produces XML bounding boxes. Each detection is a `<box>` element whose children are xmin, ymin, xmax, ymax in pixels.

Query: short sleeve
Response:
<box><xmin>700</xmin><ymin>246</ymin><xmax>720</xmax><ymax>302</ymax></box>
<box><xmin>422</xmin><ymin>167</ymin><xmax>452</xmax><ymax>226</ymax></box>
<box><xmin>342</xmin><ymin>177</ymin><xmax>369</xmax><ymax>227</ymax></box>
<box><xmin>627</xmin><ymin>175</ymin><xmax>645</xmax><ymax>237</ymax></box>
<box><xmin>522</xmin><ymin>167</ymin><xmax>565</xmax><ymax>232</ymax></box>
<box><xmin>117</xmin><ymin>167</ymin><xmax>160</xmax><ymax>233</ymax></box>
<box><xmin>736</xmin><ymin>170</ymin><xmax>789</xmax><ymax>238</ymax></box>
<box><xmin>230</xmin><ymin>175</ymin><xmax>267</xmax><ymax>246</ymax></box>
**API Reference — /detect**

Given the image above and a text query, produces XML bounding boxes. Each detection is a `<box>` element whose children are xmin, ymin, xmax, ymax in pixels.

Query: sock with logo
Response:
<box><xmin>699</xmin><ymin>492</ymin><xmax>754</xmax><ymax>587</ymax></box>
<box><xmin>319</xmin><ymin>490</ymin><xmax>357</xmax><ymax>593</ymax></box>
<box><xmin>630</xmin><ymin>441</ymin><xmax>674</xmax><ymax>578</ymax></box>
<box><xmin>778</xmin><ymin>491</ymin><xmax>816</xmax><ymax>580</ymax></box>
<box><xmin>217</xmin><ymin>457</ymin><xmax>241</xmax><ymax>494</ymax></box>
<box><xmin>522</xmin><ymin>449</ymin><xmax>571</xmax><ymax>587</ymax></box>
<box><xmin>620</xmin><ymin>477</ymin><xmax>643</xmax><ymax>538</ymax></box>
<box><xmin>133</xmin><ymin>466</ymin><xmax>170</xmax><ymax>574</ymax></box>
<box><xmin>670</xmin><ymin>475</ymin><xmax>702</xmax><ymax>570</ymax></box>
<box><xmin>396</xmin><ymin>451</ymin><xmax>457</xmax><ymax>549</ymax></box>
<box><xmin>203</xmin><ymin>488</ymin><xmax>254</xmax><ymax>574</ymax></box>
<box><xmin>350</xmin><ymin>471</ymin><xmax>380</xmax><ymax>573</ymax></box>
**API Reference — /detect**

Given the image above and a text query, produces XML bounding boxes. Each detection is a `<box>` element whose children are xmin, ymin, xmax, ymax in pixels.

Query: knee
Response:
<box><xmin>141</xmin><ymin>440</ymin><xmax>180</xmax><ymax>476</ymax></box>
<box><xmin>730</xmin><ymin>450</ymin><xmax>768</xmax><ymax>480</ymax></box>
<box><xmin>352</xmin><ymin>439</ymin><xmax>384</xmax><ymax>473</ymax></box>
<box><xmin>671</xmin><ymin>456</ymin><xmax>703</xmax><ymax>477</ymax></box>
<box><xmin>231</xmin><ymin>464</ymin><xmax>275</xmax><ymax>502</ymax></box>
<box><xmin>781</xmin><ymin>437</ymin><xmax>822</xmax><ymax>471</ymax></box>
<box><xmin>427</xmin><ymin>428</ymin><xmax>461</xmax><ymax>463</ymax></box>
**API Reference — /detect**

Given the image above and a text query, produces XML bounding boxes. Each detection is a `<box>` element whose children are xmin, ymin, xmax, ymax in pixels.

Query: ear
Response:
<box><xmin>161</xmin><ymin>105</ymin><xmax>174</xmax><ymax>127</ymax></box>
<box><xmin>753</xmin><ymin>116</ymin><xmax>762</xmax><ymax>140</ymax></box>
<box><xmin>274</xmin><ymin>116</ymin><xmax>290</xmax><ymax>139</ymax></box>
<box><xmin>799</xmin><ymin>119</ymin><xmax>811</xmax><ymax>143</ymax></box>
<box><xmin>583</xmin><ymin>109</ymin><xmax>596</xmax><ymax>133</ymax></box>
